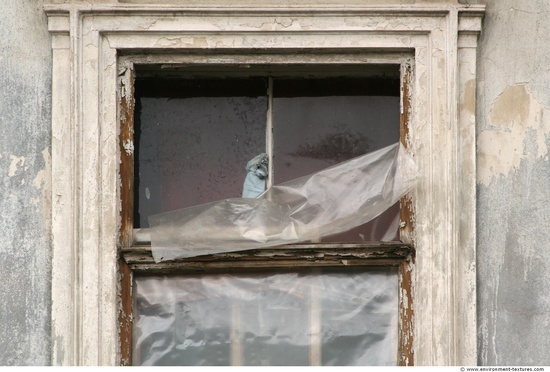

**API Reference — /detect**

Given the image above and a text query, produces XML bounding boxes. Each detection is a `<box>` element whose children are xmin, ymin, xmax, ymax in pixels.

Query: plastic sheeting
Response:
<box><xmin>133</xmin><ymin>268</ymin><xmax>398</xmax><ymax>366</ymax></box>
<box><xmin>149</xmin><ymin>142</ymin><xmax>417</xmax><ymax>262</ymax></box>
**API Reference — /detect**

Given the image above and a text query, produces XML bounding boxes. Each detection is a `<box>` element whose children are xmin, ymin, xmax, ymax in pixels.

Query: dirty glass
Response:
<box><xmin>135</xmin><ymin>75</ymin><xmax>403</xmax><ymax>243</ymax></box>
<box><xmin>135</xmin><ymin>79</ymin><xmax>268</xmax><ymax>228</ymax></box>
<box><xmin>133</xmin><ymin>268</ymin><xmax>398</xmax><ymax>366</ymax></box>
<box><xmin>274</xmin><ymin>78</ymin><xmax>400</xmax><ymax>242</ymax></box>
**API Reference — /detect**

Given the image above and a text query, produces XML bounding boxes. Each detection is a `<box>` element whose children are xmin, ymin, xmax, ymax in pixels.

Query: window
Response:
<box><xmin>124</xmin><ymin>64</ymin><xmax>413</xmax><ymax>365</ymax></box>
<box><xmin>133</xmin><ymin>268</ymin><xmax>399</xmax><ymax>366</ymax></box>
<box><xmin>133</xmin><ymin>67</ymin><xmax>401</xmax><ymax>236</ymax></box>
<box><xmin>46</xmin><ymin>3</ymin><xmax>482</xmax><ymax>366</ymax></box>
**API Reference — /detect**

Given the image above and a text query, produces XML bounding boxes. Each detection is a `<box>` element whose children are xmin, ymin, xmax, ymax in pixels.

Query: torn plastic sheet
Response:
<box><xmin>149</xmin><ymin>142</ymin><xmax>417</xmax><ymax>262</ymax></box>
<box><xmin>133</xmin><ymin>268</ymin><xmax>398</xmax><ymax>366</ymax></box>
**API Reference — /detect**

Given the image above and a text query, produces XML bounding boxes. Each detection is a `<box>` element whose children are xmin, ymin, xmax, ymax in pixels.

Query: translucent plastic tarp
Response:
<box><xmin>150</xmin><ymin>142</ymin><xmax>417</xmax><ymax>262</ymax></box>
<box><xmin>133</xmin><ymin>268</ymin><xmax>398</xmax><ymax>366</ymax></box>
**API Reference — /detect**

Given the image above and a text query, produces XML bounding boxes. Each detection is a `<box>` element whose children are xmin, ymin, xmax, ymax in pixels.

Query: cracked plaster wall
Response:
<box><xmin>474</xmin><ymin>0</ymin><xmax>550</xmax><ymax>366</ymax></box>
<box><xmin>0</xmin><ymin>0</ymin><xmax>52</xmax><ymax>365</ymax></box>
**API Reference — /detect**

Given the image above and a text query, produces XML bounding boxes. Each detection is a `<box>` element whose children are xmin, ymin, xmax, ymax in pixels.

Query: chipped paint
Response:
<box><xmin>122</xmin><ymin>139</ymin><xmax>134</xmax><ymax>156</ymax></box>
<box><xmin>32</xmin><ymin>147</ymin><xmax>52</xmax><ymax>219</ymax></box>
<box><xmin>33</xmin><ymin>148</ymin><xmax>51</xmax><ymax>190</ymax></box>
<box><xmin>478</xmin><ymin>84</ymin><xmax>550</xmax><ymax>186</ymax></box>
<box><xmin>398</xmin><ymin>255</ymin><xmax>414</xmax><ymax>366</ymax></box>
<box><xmin>8</xmin><ymin>155</ymin><xmax>26</xmax><ymax>177</ymax></box>
<box><xmin>1</xmin><ymin>0</ymin><xmax>52</xmax><ymax>365</ymax></box>
<box><xmin>43</xmin><ymin>3</ymin><xmax>482</xmax><ymax>366</ymax></box>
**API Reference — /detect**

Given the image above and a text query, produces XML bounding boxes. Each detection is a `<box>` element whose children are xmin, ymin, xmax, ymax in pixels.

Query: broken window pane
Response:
<box><xmin>133</xmin><ymin>268</ymin><xmax>398</xmax><ymax>366</ymax></box>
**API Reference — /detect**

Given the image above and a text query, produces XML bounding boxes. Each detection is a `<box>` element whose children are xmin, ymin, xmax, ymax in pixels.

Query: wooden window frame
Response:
<box><xmin>45</xmin><ymin>3</ymin><xmax>483</xmax><ymax>366</ymax></box>
<box><xmin>119</xmin><ymin>60</ymin><xmax>415</xmax><ymax>366</ymax></box>
<box><xmin>127</xmin><ymin>246</ymin><xmax>412</xmax><ymax>366</ymax></box>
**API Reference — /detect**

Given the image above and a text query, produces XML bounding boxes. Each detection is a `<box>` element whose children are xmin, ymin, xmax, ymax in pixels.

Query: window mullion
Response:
<box><xmin>266</xmin><ymin>76</ymin><xmax>274</xmax><ymax>188</ymax></box>
<box><xmin>230</xmin><ymin>302</ymin><xmax>243</xmax><ymax>365</ymax></box>
<box><xmin>309</xmin><ymin>268</ymin><xmax>322</xmax><ymax>366</ymax></box>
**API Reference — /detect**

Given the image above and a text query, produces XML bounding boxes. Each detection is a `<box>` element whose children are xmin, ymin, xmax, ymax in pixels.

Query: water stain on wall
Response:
<box><xmin>477</xmin><ymin>84</ymin><xmax>550</xmax><ymax>186</ymax></box>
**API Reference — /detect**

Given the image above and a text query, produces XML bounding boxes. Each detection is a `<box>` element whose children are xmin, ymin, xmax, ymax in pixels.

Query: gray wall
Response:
<box><xmin>0</xmin><ymin>0</ymin><xmax>52</xmax><ymax>365</ymax></box>
<box><xmin>475</xmin><ymin>0</ymin><xmax>550</xmax><ymax>366</ymax></box>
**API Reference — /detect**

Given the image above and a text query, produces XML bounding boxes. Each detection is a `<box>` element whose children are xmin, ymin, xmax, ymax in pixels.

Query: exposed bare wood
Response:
<box><xmin>118</xmin><ymin>66</ymin><xmax>135</xmax><ymax>366</ymax></box>
<box><xmin>399</xmin><ymin>61</ymin><xmax>415</xmax><ymax>245</ymax></box>
<box><xmin>119</xmin><ymin>67</ymin><xmax>135</xmax><ymax>249</ymax></box>
<box><xmin>398</xmin><ymin>61</ymin><xmax>415</xmax><ymax>366</ymax></box>
<box><xmin>118</xmin><ymin>258</ymin><xmax>133</xmax><ymax>366</ymax></box>
<box><xmin>398</xmin><ymin>252</ymin><xmax>415</xmax><ymax>366</ymax></box>
<box><xmin>122</xmin><ymin>244</ymin><xmax>412</xmax><ymax>273</ymax></box>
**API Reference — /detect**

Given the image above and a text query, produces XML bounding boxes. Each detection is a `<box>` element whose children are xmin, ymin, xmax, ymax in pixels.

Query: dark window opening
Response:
<box><xmin>133</xmin><ymin>66</ymin><xmax>400</xmax><ymax>243</ymax></box>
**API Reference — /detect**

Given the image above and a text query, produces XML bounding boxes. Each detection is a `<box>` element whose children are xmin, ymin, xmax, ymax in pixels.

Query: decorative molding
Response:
<box><xmin>46</xmin><ymin>2</ymin><xmax>483</xmax><ymax>366</ymax></box>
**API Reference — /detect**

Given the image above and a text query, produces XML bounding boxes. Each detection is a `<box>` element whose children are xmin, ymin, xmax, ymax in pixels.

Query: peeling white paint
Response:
<box><xmin>8</xmin><ymin>155</ymin><xmax>26</xmax><ymax>177</ymax></box>
<box><xmin>478</xmin><ymin>84</ymin><xmax>550</xmax><ymax>186</ymax></box>
<box><xmin>33</xmin><ymin>148</ymin><xmax>51</xmax><ymax>190</ymax></box>
<box><xmin>122</xmin><ymin>139</ymin><xmax>134</xmax><ymax>156</ymax></box>
<box><xmin>401</xmin><ymin>288</ymin><xmax>409</xmax><ymax>309</ymax></box>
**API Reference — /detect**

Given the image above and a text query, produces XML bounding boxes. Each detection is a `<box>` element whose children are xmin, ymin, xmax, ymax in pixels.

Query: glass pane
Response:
<box><xmin>135</xmin><ymin>79</ymin><xmax>268</xmax><ymax>227</ymax></box>
<box><xmin>272</xmin><ymin>77</ymin><xmax>400</xmax><ymax>241</ymax></box>
<box><xmin>133</xmin><ymin>268</ymin><xmax>398</xmax><ymax>366</ymax></box>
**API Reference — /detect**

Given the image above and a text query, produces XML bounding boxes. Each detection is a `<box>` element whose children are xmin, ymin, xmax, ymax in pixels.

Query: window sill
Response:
<box><xmin>122</xmin><ymin>241</ymin><xmax>412</xmax><ymax>273</ymax></box>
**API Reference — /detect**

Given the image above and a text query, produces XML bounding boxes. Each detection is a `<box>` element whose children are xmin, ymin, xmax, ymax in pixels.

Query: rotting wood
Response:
<box><xmin>398</xmin><ymin>251</ymin><xmax>415</xmax><ymax>366</ymax></box>
<box><xmin>118</xmin><ymin>66</ymin><xmax>135</xmax><ymax>366</ymax></box>
<box><xmin>399</xmin><ymin>60</ymin><xmax>415</xmax><ymax>244</ymax></box>
<box><xmin>118</xmin><ymin>258</ymin><xmax>133</xmax><ymax>366</ymax></box>
<box><xmin>119</xmin><ymin>60</ymin><xmax>416</xmax><ymax>365</ymax></box>
<box><xmin>398</xmin><ymin>61</ymin><xmax>415</xmax><ymax>366</ymax></box>
<box><xmin>122</xmin><ymin>243</ymin><xmax>412</xmax><ymax>273</ymax></box>
<box><xmin>119</xmin><ymin>67</ymin><xmax>135</xmax><ymax>247</ymax></box>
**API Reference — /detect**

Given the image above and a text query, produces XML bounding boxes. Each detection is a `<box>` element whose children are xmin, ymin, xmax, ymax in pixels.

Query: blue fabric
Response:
<box><xmin>242</xmin><ymin>153</ymin><xmax>268</xmax><ymax>198</ymax></box>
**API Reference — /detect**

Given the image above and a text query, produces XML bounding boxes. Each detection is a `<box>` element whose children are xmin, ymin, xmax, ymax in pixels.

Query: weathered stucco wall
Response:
<box><xmin>0</xmin><ymin>0</ymin><xmax>52</xmax><ymax>365</ymax></box>
<box><xmin>476</xmin><ymin>0</ymin><xmax>550</xmax><ymax>366</ymax></box>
